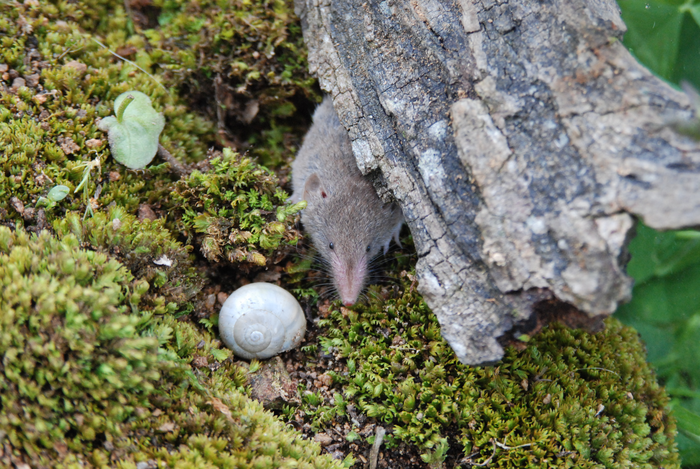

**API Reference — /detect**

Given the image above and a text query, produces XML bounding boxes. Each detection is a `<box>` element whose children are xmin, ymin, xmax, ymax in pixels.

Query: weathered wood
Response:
<box><xmin>294</xmin><ymin>0</ymin><xmax>700</xmax><ymax>364</ymax></box>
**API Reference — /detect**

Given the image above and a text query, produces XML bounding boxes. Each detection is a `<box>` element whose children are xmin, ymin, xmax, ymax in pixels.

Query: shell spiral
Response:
<box><xmin>219</xmin><ymin>283</ymin><xmax>306</xmax><ymax>360</ymax></box>
<box><xmin>232</xmin><ymin>312</ymin><xmax>278</xmax><ymax>353</ymax></box>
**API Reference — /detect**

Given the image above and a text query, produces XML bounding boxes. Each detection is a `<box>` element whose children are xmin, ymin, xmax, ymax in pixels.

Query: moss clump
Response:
<box><xmin>134</xmin><ymin>316</ymin><xmax>353</xmax><ymax>469</ymax></box>
<box><xmin>168</xmin><ymin>148</ymin><xmax>304</xmax><ymax>265</ymax></box>
<box><xmin>141</xmin><ymin>0</ymin><xmax>319</xmax><ymax>167</ymax></box>
<box><xmin>0</xmin><ymin>226</ymin><xmax>350</xmax><ymax>468</ymax></box>
<box><xmin>0</xmin><ymin>0</ymin><xmax>214</xmax><ymax>226</ymax></box>
<box><xmin>0</xmin><ymin>226</ymin><xmax>170</xmax><ymax>463</ymax></box>
<box><xmin>52</xmin><ymin>205</ymin><xmax>203</xmax><ymax>310</ymax></box>
<box><xmin>315</xmin><ymin>276</ymin><xmax>679</xmax><ymax>468</ymax></box>
<box><xmin>1</xmin><ymin>0</ymin><xmax>315</xmax><ymax>229</ymax></box>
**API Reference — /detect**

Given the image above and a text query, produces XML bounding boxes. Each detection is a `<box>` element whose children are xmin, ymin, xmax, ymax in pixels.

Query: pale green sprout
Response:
<box><xmin>36</xmin><ymin>185</ymin><xmax>70</xmax><ymax>210</ymax></box>
<box><xmin>73</xmin><ymin>157</ymin><xmax>101</xmax><ymax>219</ymax></box>
<box><xmin>248</xmin><ymin>360</ymin><xmax>262</xmax><ymax>373</ymax></box>
<box><xmin>98</xmin><ymin>90</ymin><xmax>165</xmax><ymax>169</ymax></box>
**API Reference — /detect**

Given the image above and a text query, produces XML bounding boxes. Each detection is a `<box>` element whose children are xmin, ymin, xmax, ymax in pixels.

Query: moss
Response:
<box><xmin>0</xmin><ymin>226</ymin><xmax>170</xmax><ymax>464</ymax></box>
<box><xmin>0</xmin><ymin>0</ymin><xmax>215</xmax><ymax>225</ymax></box>
<box><xmin>1</xmin><ymin>0</ymin><xmax>315</xmax><ymax>229</ymax></box>
<box><xmin>130</xmin><ymin>317</ymin><xmax>352</xmax><ymax>469</ymax></box>
<box><xmin>167</xmin><ymin>147</ymin><xmax>304</xmax><ymax>265</ymax></box>
<box><xmin>52</xmin><ymin>205</ymin><xmax>203</xmax><ymax>310</ymax></box>
<box><xmin>0</xmin><ymin>226</ymin><xmax>350</xmax><ymax>468</ymax></box>
<box><xmin>142</xmin><ymin>0</ymin><xmax>320</xmax><ymax>167</ymax></box>
<box><xmin>313</xmin><ymin>275</ymin><xmax>680</xmax><ymax>468</ymax></box>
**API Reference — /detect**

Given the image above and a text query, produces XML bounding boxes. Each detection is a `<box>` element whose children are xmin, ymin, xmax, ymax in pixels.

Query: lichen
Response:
<box><xmin>0</xmin><ymin>226</ymin><xmax>350</xmax><ymax>468</ymax></box>
<box><xmin>311</xmin><ymin>274</ymin><xmax>680</xmax><ymax>468</ymax></box>
<box><xmin>167</xmin><ymin>147</ymin><xmax>304</xmax><ymax>265</ymax></box>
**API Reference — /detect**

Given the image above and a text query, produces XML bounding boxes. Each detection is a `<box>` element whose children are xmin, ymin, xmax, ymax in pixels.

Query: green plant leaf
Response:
<box><xmin>625</xmin><ymin>223</ymin><xmax>700</xmax><ymax>283</ymax></box>
<box><xmin>98</xmin><ymin>91</ymin><xmax>165</xmax><ymax>170</ymax></box>
<box><xmin>672</xmin><ymin>401</ymin><xmax>700</xmax><ymax>446</ymax></box>
<box><xmin>690</xmin><ymin>4</ymin><xmax>700</xmax><ymax>29</ymax></box>
<box><xmin>210</xmin><ymin>347</ymin><xmax>230</xmax><ymax>362</ymax></box>
<box><xmin>617</xmin><ymin>222</ymin><xmax>700</xmax><ymax>466</ymax></box>
<box><xmin>619</xmin><ymin>0</ymin><xmax>684</xmax><ymax>80</ymax></box>
<box><xmin>672</xmin><ymin>13</ymin><xmax>700</xmax><ymax>91</ymax></box>
<box><xmin>47</xmin><ymin>185</ymin><xmax>70</xmax><ymax>202</ymax></box>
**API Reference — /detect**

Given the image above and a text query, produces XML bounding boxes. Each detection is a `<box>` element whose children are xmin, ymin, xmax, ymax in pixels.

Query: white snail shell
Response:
<box><xmin>218</xmin><ymin>282</ymin><xmax>306</xmax><ymax>360</ymax></box>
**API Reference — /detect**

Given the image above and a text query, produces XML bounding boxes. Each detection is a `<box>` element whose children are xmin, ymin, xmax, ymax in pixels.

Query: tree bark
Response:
<box><xmin>294</xmin><ymin>0</ymin><xmax>700</xmax><ymax>364</ymax></box>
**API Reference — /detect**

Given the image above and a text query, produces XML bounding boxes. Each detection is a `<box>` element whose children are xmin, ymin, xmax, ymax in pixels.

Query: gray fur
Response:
<box><xmin>291</xmin><ymin>97</ymin><xmax>403</xmax><ymax>305</ymax></box>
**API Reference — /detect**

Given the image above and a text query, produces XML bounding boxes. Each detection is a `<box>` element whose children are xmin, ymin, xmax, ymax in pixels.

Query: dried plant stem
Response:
<box><xmin>157</xmin><ymin>144</ymin><xmax>188</xmax><ymax>177</ymax></box>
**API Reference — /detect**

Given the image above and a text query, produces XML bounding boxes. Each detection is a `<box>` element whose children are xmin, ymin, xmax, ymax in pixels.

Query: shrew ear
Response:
<box><xmin>303</xmin><ymin>173</ymin><xmax>328</xmax><ymax>201</ymax></box>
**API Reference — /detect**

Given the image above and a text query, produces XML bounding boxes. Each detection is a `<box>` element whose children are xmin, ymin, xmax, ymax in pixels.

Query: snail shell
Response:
<box><xmin>218</xmin><ymin>282</ymin><xmax>306</xmax><ymax>360</ymax></box>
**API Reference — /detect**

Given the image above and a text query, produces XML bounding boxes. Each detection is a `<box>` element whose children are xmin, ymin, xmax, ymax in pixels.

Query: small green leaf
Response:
<box><xmin>626</xmin><ymin>223</ymin><xmax>700</xmax><ymax>283</ymax></box>
<box><xmin>35</xmin><ymin>197</ymin><xmax>50</xmax><ymax>208</ymax></box>
<box><xmin>671</xmin><ymin>401</ymin><xmax>700</xmax><ymax>443</ymax></box>
<box><xmin>210</xmin><ymin>348</ymin><xmax>230</xmax><ymax>362</ymax></box>
<box><xmin>690</xmin><ymin>4</ymin><xmax>700</xmax><ymax>30</ymax></box>
<box><xmin>47</xmin><ymin>185</ymin><xmax>70</xmax><ymax>202</ymax></box>
<box><xmin>249</xmin><ymin>359</ymin><xmax>261</xmax><ymax>373</ymax></box>
<box><xmin>276</xmin><ymin>200</ymin><xmax>306</xmax><ymax>222</ymax></box>
<box><xmin>619</xmin><ymin>0</ymin><xmax>684</xmax><ymax>80</ymax></box>
<box><xmin>98</xmin><ymin>91</ymin><xmax>165</xmax><ymax>169</ymax></box>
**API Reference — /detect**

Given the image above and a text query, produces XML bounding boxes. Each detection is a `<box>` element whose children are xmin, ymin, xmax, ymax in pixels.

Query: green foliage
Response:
<box><xmin>98</xmin><ymin>91</ymin><xmax>165</xmax><ymax>169</ymax></box>
<box><xmin>619</xmin><ymin>0</ymin><xmax>700</xmax><ymax>89</ymax></box>
<box><xmin>47</xmin><ymin>185</ymin><xmax>70</xmax><ymax>202</ymax></box>
<box><xmin>168</xmin><ymin>148</ymin><xmax>304</xmax><ymax>265</ymax></box>
<box><xmin>314</xmin><ymin>277</ymin><xmax>679</xmax><ymax>468</ymax></box>
<box><xmin>36</xmin><ymin>184</ymin><xmax>70</xmax><ymax>211</ymax></box>
<box><xmin>616</xmin><ymin>224</ymin><xmax>700</xmax><ymax>466</ymax></box>
<box><xmin>617</xmin><ymin>1</ymin><xmax>700</xmax><ymax>466</ymax></box>
<box><xmin>0</xmin><ymin>0</ymin><xmax>316</xmax><ymax>228</ymax></box>
<box><xmin>0</xmin><ymin>226</ymin><xmax>348</xmax><ymax>468</ymax></box>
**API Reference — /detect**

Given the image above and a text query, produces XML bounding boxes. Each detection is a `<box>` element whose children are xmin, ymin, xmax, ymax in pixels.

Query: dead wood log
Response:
<box><xmin>294</xmin><ymin>0</ymin><xmax>700</xmax><ymax>364</ymax></box>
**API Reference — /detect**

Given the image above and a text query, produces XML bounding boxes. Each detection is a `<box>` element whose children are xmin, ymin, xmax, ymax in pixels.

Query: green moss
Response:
<box><xmin>0</xmin><ymin>0</ymin><xmax>215</xmax><ymax>225</ymax></box>
<box><xmin>1</xmin><ymin>0</ymin><xmax>315</xmax><ymax>228</ymax></box>
<box><xmin>52</xmin><ymin>205</ymin><xmax>203</xmax><ymax>310</ymax></box>
<box><xmin>128</xmin><ymin>316</ymin><xmax>352</xmax><ymax>469</ymax></box>
<box><xmin>144</xmin><ymin>0</ymin><xmax>320</xmax><ymax>167</ymax></box>
<box><xmin>0</xmin><ymin>226</ymin><xmax>170</xmax><ymax>463</ymax></box>
<box><xmin>0</xmin><ymin>226</ymin><xmax>349</xmax><ymax>468</ymax></box>
<box><xmin>314</xmin><ymin>276</ymin><xmax>680</xmax><ymax>468</ymax></box>
<box><xmin>167</xmin><ymin>148</ymin><xmax>304</xmax><ymax>265</ymax></box>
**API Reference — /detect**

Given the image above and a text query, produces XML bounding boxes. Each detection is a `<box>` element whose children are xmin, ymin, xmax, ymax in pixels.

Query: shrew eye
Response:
<box><xmin>366</xmin><ymin>245</ymin><xmax>371</xmax><ymax>253</ymax></box>
<box><xmin>329</xmin><ymin>242</ymin><xmax>334</xmax><ymax>250</ymax></box>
